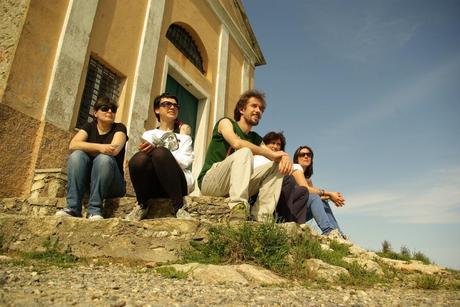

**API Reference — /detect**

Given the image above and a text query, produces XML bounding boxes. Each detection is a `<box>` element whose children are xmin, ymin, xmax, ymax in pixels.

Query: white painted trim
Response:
<box><xmin>213</xmin><ymin>25</ymin><xmax>229</xmax><ymax>123</ymax></box>
<box><xmin>41</xmin><ymin>0</ymin><xmax>74</xmax><ymax>122</ymax></box>
<box><xmin>124</xmin><ymin>0</ymin><xmax>165</xmax><ymax>160</ymax></box>
<box><xmin>126</xmin><ymin>0</ymin><xmax>152</xmax><ymax>133</ymax></box>
<box><xmin>162</xmin><ymin>56</ymin><xmax>210</xmax><ymax>180</ymax></box>
<box><xmin>206</xmin><ymin>0</ymin><xmax>258</xmax><ymax>67</ymax></box>
<box><xmin>241</xmin><ymin>59</ymin><xmax>250</xmax><ymax>92</ymax></box>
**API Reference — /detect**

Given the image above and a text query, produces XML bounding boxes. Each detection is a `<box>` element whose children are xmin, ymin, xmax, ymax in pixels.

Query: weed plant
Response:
<box><xmin>377</xmin><ymin>240</ymin><xmax>432</xmax><ymax>264</ymax></box>
<box><xmin>182</xmin><ymin>221</ymin><xmax>370</xmax><ymax>283</ymax></box>
<box><xmin>156</xmin><ymin>267</ymin><xmax>189</xmax><ymax>279</ymax></box>
<box><xmin>414</xmin><ymin>275</ymin><xmax>445</xmax><ymax>290</ymax></box>
<box><xmin>21</xmin><ymin>239</ymin><xmax>78</xmax><ymax>268</ymax></box>
<box><xmin>339</xmin><ymin>262</ymin><xmax>381</xmax><ymax>287</ymax></box>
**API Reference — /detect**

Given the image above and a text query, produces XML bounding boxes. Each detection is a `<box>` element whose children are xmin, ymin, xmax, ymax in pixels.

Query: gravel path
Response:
<box><xmin>1</xmin><ymin>261</ymin><xmax>459</xmax><ymax>306</ymax></box>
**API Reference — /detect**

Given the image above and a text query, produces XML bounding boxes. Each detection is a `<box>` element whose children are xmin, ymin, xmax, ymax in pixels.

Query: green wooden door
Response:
<box><xmin>165</xmin><ymin>75</ymin><xmax>198</xmax><ymax>139</ymax></box>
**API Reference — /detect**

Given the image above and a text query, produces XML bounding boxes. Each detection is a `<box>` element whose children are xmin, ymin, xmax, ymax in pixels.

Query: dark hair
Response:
<box><xmin>262</xmin><ymin>131</ymin><xmax>286</xmax><ymax>151</ymax></box>
<box><xmin>153</xmin><ymin>92</ymin><xmax>182</xmax><ymax>131</ymax></box>
<box><xmin>233</xmin><ymin>89</ymin><xmax>266</xmax><ymax>121</ymax></box>
<box><xmin>293</xmin><ymin>145</ymin><xmax>314</xmax><ymax>179</ymax></box>
<box><xmin>94</xmin><ymin>96</ymin><xmax>117</xmax><ymax>111</ymax></box>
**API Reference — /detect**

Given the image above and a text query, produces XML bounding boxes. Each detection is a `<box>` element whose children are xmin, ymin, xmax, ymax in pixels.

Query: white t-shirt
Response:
<box><xmin>142</xmin><ymin>129</ymin><xmax>195</xmax><ymax>193</ymax></box>
<box><xmin>253</xmin><ymin>156</ymin><xmax>304</xmax><ymax>177</ymax></box>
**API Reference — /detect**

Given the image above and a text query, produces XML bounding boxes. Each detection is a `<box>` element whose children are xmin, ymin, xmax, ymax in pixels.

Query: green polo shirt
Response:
<box><xmin>198</xmin><ymin>117</ymin><xmax>263</xmax><ymax>188</ymax></box>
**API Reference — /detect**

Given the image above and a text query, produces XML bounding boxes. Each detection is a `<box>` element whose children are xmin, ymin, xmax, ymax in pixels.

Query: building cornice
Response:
<box><xmin>206</xmin><ymin>0</ymin><xmax>266</xmax><ymax>67</ymax></box>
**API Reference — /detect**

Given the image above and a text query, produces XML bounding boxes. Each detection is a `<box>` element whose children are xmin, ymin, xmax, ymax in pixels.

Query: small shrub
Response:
<box><xmin>329</xmin><ymin>241</ymin><xmax>350</xmax><ymax>257</ymax></box>
<box><xmin>381</xmin><ymin>240</ymin><xmax>392</xmax><ymax>253</ymax></box>
<box><xmin>445</xmin><ymin>280</ymin><xmax>460</xmax><ymax>290</ymax></box>
<box><xmin>22</xmin><ymin>238</ymin><xmax>77</xmax><ymax>268</ymax></box>
<box><xmin>156</xmin><ymin>267</ymin><xmax>188</xmax><ymax>279</ymax></box>
<box><xmin>400</xmin><ymin>246</ymin><xmax>411</xmax><ymax>258</ymax></box>
<box><xmin>183</xmin><ymin>221</ymin><xmax>353</xmax><ymax>281</ymax></box>
<box><xmin>377</xmin><ymin>251</ymin><xmax>411</xmax><ymax>262</ymax></box>
<box><xmin>412</xmin><ymin>251</ymin><xmax>431</xmax><ymax>264</ymax></box>
<box><xmin>339</xmin><ymin>261</ymin><xmax>381</xmax><ymax>287</ymax></box>
<box><xmin>182</xmin><ymin>222</ymin><xmax>291</xmax><ymax>275</ymax></box>
<box><xmin>414</xmin><ymin>275</ymin><xmax>444</xmax><ymax>290</ymax></box>
<box><xmin>23</xmin><ymin>250</ymin><xmax>77</xmax><ymax>268</ymax></box>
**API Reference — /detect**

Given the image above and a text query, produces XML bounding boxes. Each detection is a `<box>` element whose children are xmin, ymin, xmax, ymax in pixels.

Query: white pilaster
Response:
<box><xmin>42</xmin><ymin>0</ymin><xmax>99</xmax><ymax>130</ymax></box>
<box><xmin>213</xmin><ymin>25</ymin><xmax>229</xmax><ymax>123</ymax></box>
<box><xmin>126</xmin><ymin>0</ymin><xmax>166</xmax><ymax>160</ymax></box>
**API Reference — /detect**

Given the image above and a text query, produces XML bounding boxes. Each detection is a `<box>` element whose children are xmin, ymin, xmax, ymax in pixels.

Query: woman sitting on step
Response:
<box><xmin>56</xmin><ymin>96</ymin><xmax>128</xmax><ymax>220</ymax></box>
<box><xmin>260</xmin><ymin>132</ymin><xmax>346</xmax><ymax>238</ymax></box>
<box><xmin>126</xmin><ymin>93</ymin><xmax>195</xmax><ymax>221</ymax></box>
<box><xmin>291</xmin><ymin>145</ymin><xmax>346</xmax><ymax>237</ymax></box>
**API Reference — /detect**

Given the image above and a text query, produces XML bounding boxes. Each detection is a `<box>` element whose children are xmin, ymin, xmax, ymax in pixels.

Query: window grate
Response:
<box><xmin>76</xmin><ymin>57</ymin><xmax>122</xmax><ymax>128</ymax></box>
<box><xmin>166</xmin><ymin>24</ymin><xmax>205</xmax><ymax>74</ymax></box>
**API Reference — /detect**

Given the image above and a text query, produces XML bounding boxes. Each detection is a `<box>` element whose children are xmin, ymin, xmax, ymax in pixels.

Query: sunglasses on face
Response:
<box><xmin>98</xmin><ymin>105</ymin><xmax>117</xmax><ymax>113</ymax></box>
<box><xmin>160</xmin><ymin>101</ymin><xmax>180</xmax><ymax>110</ymax></box>
<box><xmin>298</xmin><ymin>152</ymin><xmax>312</xmax><ymax>158</ymax></box>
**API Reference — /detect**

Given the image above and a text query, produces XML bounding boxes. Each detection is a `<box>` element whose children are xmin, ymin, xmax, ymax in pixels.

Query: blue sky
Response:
<box><xmin>243</xmin><ymin>0</ymin><xmax>460</xmax><ymax>269</ymax></box>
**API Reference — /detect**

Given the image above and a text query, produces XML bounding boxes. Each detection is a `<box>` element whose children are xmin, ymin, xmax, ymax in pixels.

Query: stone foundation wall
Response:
<box><xmin>35</xmin><ymin>123</ymin><xmax>73</xmax><ymax>170</ymax></box>
<box><xmin>0</xmin><ymin>104</ymin><xmax>40</xmax><ymax>198</ymax></box>
<box><xmin>30</xmin><ymin>169</ymin><xmax>67</xmax><ymax>199</ymax></box>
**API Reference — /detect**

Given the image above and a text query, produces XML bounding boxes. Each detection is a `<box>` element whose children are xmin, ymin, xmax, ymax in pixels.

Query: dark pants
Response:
<box><xmin>276</xmin><ymin>175</ymin><xmax>309</xmax><ymax>224</ymax></box>
<box><xmin>128</xmin><ymin>147</ymin><xmax>187</xmax><ymax>210</ymax></box>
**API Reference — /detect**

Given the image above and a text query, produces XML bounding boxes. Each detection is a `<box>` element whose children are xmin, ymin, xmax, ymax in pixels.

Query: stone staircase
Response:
<box><xmin>0</xmin><ymin>195</ymin><xmax>234</xmax><ymax>264</ymax></box>
<box><xmin>0</xmin><ymin>168</ymin><xmax>236</xmax><ymax>264</ymax></box>
<box><xmin>0</xmin><ymin>168</ymin><xmax>449</xmax><ymax>279</ymax></box>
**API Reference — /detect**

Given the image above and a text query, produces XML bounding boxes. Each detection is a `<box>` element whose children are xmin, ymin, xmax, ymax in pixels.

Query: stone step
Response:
<box><xmin>0</xmin><ymin>214</ymin><xmax>208</xmax><ymax>263</ymax></box>
<box><xmin>0</xmin><ymin>196</ymin><xmax>231</xmax><ymax>223</ymax></box>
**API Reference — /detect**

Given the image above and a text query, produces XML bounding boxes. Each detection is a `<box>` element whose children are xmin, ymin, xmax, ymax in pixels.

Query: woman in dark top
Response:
<box><xmin>55</xmin><ymin>96</ymin><xmax>127</xmax><ymax>220</ymax></box>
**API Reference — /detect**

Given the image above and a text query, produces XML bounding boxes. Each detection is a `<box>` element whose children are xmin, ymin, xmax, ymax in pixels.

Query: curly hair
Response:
<box><xmin>262</xmin><ymin>131</ymin><xmax>286</xmax><ymax>151</ymax></box>
<box><xmin>233</xmin><ymin>89</ymin><xmax>266</xmax><ymax>121</ymax></box>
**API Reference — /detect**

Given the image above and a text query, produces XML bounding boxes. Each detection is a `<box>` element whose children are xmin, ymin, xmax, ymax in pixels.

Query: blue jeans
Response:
<box><xmin>66</xmin><ymin>150</ymin><xmax>126</xmax><ymax>216</ymax></box>
<box><xmin>306</xmin><ymin>194</ymin><xmax>343</xmax><ymax>235</ymax></box>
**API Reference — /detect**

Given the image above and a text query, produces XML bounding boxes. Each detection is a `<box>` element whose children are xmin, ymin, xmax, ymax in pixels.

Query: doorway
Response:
<box><xmin>165</xmin><ymin>75</ymin><xmax>198</xmax><ymax>139</ymax></box>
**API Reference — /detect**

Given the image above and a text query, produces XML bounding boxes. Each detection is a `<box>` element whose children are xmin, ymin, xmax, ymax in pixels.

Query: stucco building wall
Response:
<box><xmin>0</xmin><ymin>0</ymin><xmax>265</xmax><ymax>198</ymax></box>
<box><xmin>0</xmin><ymin>0</ymin><xmax>30</xmax><ymax>101</ymax></box>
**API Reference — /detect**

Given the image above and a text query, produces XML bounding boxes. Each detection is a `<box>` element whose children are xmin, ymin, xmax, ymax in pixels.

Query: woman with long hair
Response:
<box><xmin>292</xmin><ymin>145</ymin><xmax>346</xmax><ymax>236</ymax></box>
<box><xmin>126</xmin><ymin>93</ymin><xmax>194</xmax><ymax>221</ymax></box>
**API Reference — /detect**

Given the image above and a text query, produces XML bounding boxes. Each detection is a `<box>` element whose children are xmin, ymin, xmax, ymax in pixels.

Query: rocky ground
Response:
<box><xmin>1</xmin><ymin>258</ymin><xmax>460</xmax><ymax>307</ymax></box>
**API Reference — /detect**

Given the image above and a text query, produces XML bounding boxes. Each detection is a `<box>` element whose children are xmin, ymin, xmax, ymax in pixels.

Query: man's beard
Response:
<box><xmin>245</xmin><ymin>114</ymin><xmax>260</xmax><ymax>126</ymax></box>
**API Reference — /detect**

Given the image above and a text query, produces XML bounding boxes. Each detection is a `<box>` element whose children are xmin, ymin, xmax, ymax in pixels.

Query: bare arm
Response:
<box><xmin>291</xmin><ymin>170</ymin><xmax>345</xmax><ymax>206</ymax></box>
<box><xmin>69</xmin><ymin>129</ymin><xmax>126</xmax><ymax>156</ymax></box>
<box><xmin>218</xmin><ymin>118</ymin><xmax>292</xmax><ymax>175</ymax></box>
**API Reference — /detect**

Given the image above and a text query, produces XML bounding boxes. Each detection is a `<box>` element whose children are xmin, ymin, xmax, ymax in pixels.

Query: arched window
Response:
<box><xmin>166</xmin><ymin>24</ymin><xmax>205</xmax><ymax>73</ymax></box>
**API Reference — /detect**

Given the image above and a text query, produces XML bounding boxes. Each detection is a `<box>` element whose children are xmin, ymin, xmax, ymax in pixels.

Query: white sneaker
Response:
<box><xmin>125</xmin><ymin>203</ymin><xmax>149</xmax><ymax>221</ymax></box>
<box><xmin>88</xmin><ymin>214</ymin><xmax>104</xmax><ymax>221</ymax></box>
<box><xmin>55</xmin><ymin>209</ymin><xmax>80</xmax><ymax>218</ymax></box>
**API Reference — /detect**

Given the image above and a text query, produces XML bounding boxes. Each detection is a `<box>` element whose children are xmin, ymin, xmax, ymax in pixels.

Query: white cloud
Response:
<box><xmin>342</xmin><ymin>166</ymin><xmax>460</xmax><ymax>224</ymax></box>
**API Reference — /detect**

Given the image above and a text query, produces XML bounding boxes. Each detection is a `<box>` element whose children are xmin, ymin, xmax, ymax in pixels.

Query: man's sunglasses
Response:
<box><xmin>298</xmin><ymin>152</ymin><xmax>312</xmax><ymax>158</ymax></box>
<box><xmin>98</xmin><ymin>105</ymin><xmax>117</xmax><ymax>113</ymax></box>
<box><xmin>160</xmin><ymin>101</ymin><xmax>180</xmax><ymax>109</ymax></box>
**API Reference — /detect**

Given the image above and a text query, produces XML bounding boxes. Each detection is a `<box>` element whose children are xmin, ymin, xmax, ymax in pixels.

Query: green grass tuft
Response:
<box><xmin>156</xmin><ymin>266</ymin><xmax>189</xmax><ymax>279</ymax></box>
<box><xmin>414</xmin><ymin>275</ymin><xmax>444</xmax><ymax>290</ymax></box>
<box><xmin>182</xmin><ymin>221</ymin><xmax>376</xmax><ymax>284</ymax></box>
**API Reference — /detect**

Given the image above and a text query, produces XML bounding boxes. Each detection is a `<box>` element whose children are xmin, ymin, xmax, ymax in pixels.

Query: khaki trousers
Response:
<box><xmin>201</xmin><ymin>148</ymin><xmax>283</xmax><ymax>221</ymax></box>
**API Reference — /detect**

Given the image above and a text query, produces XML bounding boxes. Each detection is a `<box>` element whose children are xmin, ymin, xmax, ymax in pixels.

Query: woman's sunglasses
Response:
<box><xmin>160</xmin><ymin>101</ymin><xmax>180</xmax><ymax>110</ymax></box>
<box><xmin>298</xmin><ymin>152</ymin><xmax>312</xmax><ymax>158</ymax></box>
<box><xmin>98</xmin><ymin>105</ymin><xmax>117</xmax><ymax>113</ymax></box>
